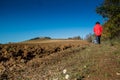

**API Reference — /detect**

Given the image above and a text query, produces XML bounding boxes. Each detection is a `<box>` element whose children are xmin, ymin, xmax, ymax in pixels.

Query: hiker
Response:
<box><xmin>93</xmin><ymin>22</ymin><xmax>103</xmax><ymax>44</ymax></box>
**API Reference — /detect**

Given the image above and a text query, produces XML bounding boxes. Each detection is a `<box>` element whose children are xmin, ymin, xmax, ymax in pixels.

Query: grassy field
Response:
<box><xmin>0</xmin><ymin>39</ymin><xmax>120</xmax><ymax>80</ymax></box>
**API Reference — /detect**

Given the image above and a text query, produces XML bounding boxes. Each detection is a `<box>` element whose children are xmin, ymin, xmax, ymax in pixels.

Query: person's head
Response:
<box><xmin>96</xmin><ymin>22</ymin><xmax>100</xmax><ymax>24</ymax></box>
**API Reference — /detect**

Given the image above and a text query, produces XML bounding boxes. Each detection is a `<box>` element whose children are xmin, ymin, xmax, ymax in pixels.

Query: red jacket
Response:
<box><xmin>94</xmin><ymin>24</ymin><xmax>103</xmax><ymax>36</ymax></box>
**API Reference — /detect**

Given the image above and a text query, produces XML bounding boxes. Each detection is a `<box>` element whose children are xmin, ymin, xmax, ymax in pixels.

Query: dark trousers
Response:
<box><xmin>96</xmin><ymin>36</ymin><xmax>101</xmax><ymax>44</ymax></box>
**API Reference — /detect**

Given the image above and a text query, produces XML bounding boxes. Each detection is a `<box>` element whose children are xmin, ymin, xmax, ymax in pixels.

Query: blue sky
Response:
<box><xmin>0</xmin><ymin>0</ymin><xmax>104</xmax><ymax>43</ymax></box>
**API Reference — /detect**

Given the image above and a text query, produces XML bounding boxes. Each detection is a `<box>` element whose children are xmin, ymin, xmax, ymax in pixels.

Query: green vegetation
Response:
<box><xmin>96</xmin><ymin>0</ymin><xmax>120</xmax><ymax>40</ymax></box>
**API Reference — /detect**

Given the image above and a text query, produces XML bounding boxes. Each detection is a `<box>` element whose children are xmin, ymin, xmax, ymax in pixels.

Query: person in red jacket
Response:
<box><xmin>93</xmin><ymin>22</ymin><xmax>103</xmax><ymax>44</ymax></box>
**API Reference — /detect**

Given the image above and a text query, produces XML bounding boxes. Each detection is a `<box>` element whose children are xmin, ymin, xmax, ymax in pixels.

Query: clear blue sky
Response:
<box><xmin>0</xmin><ymin>0</ymin><xmax>104</xmax><ymax>43</ymax></box>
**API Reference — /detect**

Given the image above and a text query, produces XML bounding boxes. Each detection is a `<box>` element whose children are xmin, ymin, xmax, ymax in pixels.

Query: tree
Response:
<box><xmin>96</xmin><ymin>0</ymin><xmax>120</xmax><ymax>39</ymax></box>
<box><xmin>96</xmin><ymin>0</ymin><xmax>120</xmax><ymax>18</ymax></box>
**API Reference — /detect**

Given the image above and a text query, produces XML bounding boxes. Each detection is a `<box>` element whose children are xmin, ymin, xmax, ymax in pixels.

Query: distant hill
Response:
<box><xmin>29</xmin><ymin>37</ymin><xmax>51</xmax><ymax>41</ymax></box>
<box><xmin>21</xmin><ymin>36</ymin><xmax>83</xmax><ymax>43</ymax></box>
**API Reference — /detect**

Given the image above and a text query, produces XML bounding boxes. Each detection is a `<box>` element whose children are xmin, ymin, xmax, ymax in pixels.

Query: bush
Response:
<box><xmin>85</xmin><ymin>33</ymin><xmax>94</xmax><ymax>42</ymax></box>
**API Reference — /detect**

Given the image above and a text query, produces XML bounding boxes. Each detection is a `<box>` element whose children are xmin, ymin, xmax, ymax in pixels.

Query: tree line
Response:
<box><xmin>96</xmin><ymin>0</ymin><xmax>120</xmax><ymax>40</ymax></box>
<box><xmin>85</xmin><ymin>0</ymin><xmax>120</xmax><ymax>42</ymax></box>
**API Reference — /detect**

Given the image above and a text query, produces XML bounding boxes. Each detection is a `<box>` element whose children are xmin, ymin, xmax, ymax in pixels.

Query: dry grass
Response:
<box><xmin>35</xmin><ymin>43</ymin><xmax>120</xmax><ymax>80</ymax></box>
<box><xmin>0</xmin><ymin>40</ymin><xmax>120</xmax><ymax>80</ymax></box>
<box><xmin>22</xmin><ymin>39</ymin><xmax>84</xmax><ymax>44</ymax></box>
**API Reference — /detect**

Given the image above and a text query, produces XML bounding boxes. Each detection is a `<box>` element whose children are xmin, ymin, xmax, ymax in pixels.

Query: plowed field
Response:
<box><xmin>0</xmin><ymin>40</ymin><xmax>89</xmax><ymax>80</ymax></box>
